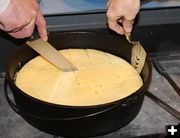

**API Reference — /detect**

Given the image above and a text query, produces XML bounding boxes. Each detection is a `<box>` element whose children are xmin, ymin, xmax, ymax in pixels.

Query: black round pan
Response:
<box><xmin>4</xmin><ymin>31</ymin><xmax>152</xmax><ymax>137</ymax></box>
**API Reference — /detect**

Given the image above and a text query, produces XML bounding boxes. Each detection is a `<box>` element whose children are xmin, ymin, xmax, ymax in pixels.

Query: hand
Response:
<box><xmin>106</xmin><ymin>0</ymin><xmax>140</xmax><ymax>35</ymax></box>
<box><xmin>0</xmin><ymin>0</ymin><xmax>47</xmax><ymax>41</ymax></box>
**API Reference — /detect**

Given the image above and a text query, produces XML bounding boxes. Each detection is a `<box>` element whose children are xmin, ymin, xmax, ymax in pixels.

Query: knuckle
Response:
<box><xmin>126</xmin><ymin>16</ymin><xmax>135</xmax><ymax>21</ymax></box>
<box><xmin>106</xmin><ymin>9</ymin><xmax>114</xmax><ymax>18</ymax></box>
<box><xmin>29</xmin><ymin>10</ymin><xmax>37</xmax><ymax>18</ymax></box>
<box><xmin>29</xmin><ymin>7</ymin><xmax>38</xmax><ymax>17</ymax></box>
<box><xmin>32</xmin><ymin>10</ymin><xmax>37</xmax><ymax>16</ymax></box>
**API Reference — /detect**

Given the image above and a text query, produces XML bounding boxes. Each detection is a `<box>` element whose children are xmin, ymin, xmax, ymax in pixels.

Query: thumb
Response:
<box><xmin>123</xmin><ymin>19</ymin><xmax>134</xmax><ymax>33</ymax></box>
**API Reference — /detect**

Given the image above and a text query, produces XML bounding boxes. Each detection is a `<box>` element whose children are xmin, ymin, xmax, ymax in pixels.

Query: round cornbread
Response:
<box><xmin>15</xmin><ymin>49</ymin><xmax>143</xmax><ymax>106</ymax></box>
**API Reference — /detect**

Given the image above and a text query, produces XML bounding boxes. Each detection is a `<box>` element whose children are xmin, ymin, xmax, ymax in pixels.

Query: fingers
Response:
<box><xmin>7</xmin><ymin>9</ymin><xmax>47</xmax><ymax>40</ymax></box>
<box><xmin>106</xmin><ymin>0</ymin><xmax>140</xmax><ymax>35</ymax></box>
<box><xmin>0</xmin><ymin>0</ymin><xmax>47</xmax><ymax>40</ymax></box>
<box><xmin>8</xmin><ymin>16</ymin><xmax>36</xmax><ymax>39</ymax></box>
<box><xmin>7</xmin><ymin>10</ymin><xmax>47</xmax><ymax>40</ymax></box>
<box><xmin>36</xmin><ymin>10</ymin><xmax>47</xmax><ymax>41</ymax></box>
<box><xmin>107</xmin><ymin>15</ymin><xmax>135</xmax><ymax>35</ymax></box>
<box><xmin>107</xmin><ymin>18</ymin><xmax>124</xmax><ymax>35</ymax></box>
<box><xmin>0</xmin><ymin>18</ymin><xmax>31</xmax><ymax>33</ymax></box>
<box><xmin>107</xmin><ymin>17</ymin><xmax>134</xmax><ymax>35</ymax></box>
<box><xmin>123</xmin><ymin>19</ymin><xmax>134</xmax><ymax>33</ymax></box>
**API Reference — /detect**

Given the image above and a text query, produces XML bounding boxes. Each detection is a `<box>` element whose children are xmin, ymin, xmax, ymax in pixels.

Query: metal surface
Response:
<box><xmin>152</xmin><ymin>59</ymin><xmax>180</xmax><ymax>96</ymax></box>
<box><xmin>125</xmin><ymin>32</ymin><xmax>146</xmax><ymax>73</ymax></box>
<box><xmin>26</xmin><ymin>39</ymin><xmax>77</xmax><ymax>72</ymax></box>
<box><xmin>146</xmin><ymin>91</ymin><xmax>180</xmax><ymax>120</ymax></box>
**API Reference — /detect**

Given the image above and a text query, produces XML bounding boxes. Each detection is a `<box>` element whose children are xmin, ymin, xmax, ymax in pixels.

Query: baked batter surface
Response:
<box><xmin>16</xmin><ymin>49</ymin><xmax>143</xmax><ymax>106</ymax></box>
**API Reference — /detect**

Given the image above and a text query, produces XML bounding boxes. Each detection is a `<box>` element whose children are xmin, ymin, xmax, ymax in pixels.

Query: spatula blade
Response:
<box><xmin>125</xmin><ymin>32</ymin><xmax>146</xmax><ymax>73</ymax></box>
<box><xmin>131</xmin><ymin>42</ymin><xmax>146</xmax><ymax>73</ymax></box>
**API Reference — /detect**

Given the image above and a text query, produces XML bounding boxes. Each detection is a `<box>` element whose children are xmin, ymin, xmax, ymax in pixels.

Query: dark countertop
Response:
<box><xmin>0</xmin><ymin>55</ymin><xmax>179</xmax><ymax>138</ymax></box>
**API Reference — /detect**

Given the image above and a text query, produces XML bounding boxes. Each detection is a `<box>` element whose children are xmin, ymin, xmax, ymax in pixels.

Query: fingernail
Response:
<box><xmin>42</xmin><ymin>34</ymin><xmax>48</xmax><ymax>41</ymax></box>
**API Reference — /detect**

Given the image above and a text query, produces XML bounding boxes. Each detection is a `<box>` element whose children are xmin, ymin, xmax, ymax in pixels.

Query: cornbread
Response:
<box><xmin>15</xmin><ymin>49</ymin><xmax>143</xmax><ymax>106</ymax></box>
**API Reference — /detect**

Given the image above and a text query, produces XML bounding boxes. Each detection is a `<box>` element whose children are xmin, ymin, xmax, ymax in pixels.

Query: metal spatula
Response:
<box><xmin>26</xmin><ymin>38</ymin><xmax>77</xmax><ymax>72</ymax></box>
<box><xmin>125</xmin><ymin>32</ymin><xmax>146</xmax><ymax>73</ymax></box>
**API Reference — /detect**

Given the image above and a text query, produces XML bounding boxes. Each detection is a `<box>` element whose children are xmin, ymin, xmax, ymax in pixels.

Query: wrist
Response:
<box><xmin>0</xmin><ymin>0</ymin><xmax>10</xmax><ymax>13</ymax></box>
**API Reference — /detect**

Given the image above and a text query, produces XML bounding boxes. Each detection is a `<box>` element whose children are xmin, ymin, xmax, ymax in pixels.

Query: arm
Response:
<box><xmin>106</xmin><ymin>0</ymin><xmax>140</xmax><ymax>35</ymax></box>
<box><xmin>0</xmin><ymin>0</ymin><xmax>47</xmax><ymax>41</ymax></box>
